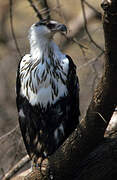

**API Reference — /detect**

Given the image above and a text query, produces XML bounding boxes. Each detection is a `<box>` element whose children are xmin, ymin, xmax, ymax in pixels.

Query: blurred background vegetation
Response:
<box><xmin>0</xmin><ymin>0</ymin><xmax>104</xmax><ymax>178</ymax></box>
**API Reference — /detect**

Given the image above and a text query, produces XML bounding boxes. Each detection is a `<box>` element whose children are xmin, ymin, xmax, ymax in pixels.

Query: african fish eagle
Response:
<box><xmin>16</xmin><ymin>19</ymin><xmax>80</xmax><ymax>168</ymax></box>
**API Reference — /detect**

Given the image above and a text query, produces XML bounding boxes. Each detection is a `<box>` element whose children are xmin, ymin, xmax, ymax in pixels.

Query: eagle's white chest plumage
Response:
<box><xmin>20</xmin><ymin>52</ymin><xmax>69</xmax><ymax>107</ymax></box>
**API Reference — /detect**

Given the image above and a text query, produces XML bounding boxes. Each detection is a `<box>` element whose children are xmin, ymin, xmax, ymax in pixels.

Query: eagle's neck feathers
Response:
<box><xmin>20</xmin><ymin>32</ymin><xmax>69</xmax><ymax>107</ymax></box>
<box><xmin>29</xmin><ymin>32</ymin><xmax>63</xmax><ymax>62</ymax></box>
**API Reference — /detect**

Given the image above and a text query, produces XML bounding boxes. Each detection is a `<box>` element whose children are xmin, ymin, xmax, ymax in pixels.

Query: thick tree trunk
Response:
<box><xmin>11</xmin><ymin>0</ymin><xmax>117</xmax><ymax>179</ymax></box>
<box><xmin>75</xmin><ymin>136</ymin><xmax>117</xmax><ymax>180</ymax></box>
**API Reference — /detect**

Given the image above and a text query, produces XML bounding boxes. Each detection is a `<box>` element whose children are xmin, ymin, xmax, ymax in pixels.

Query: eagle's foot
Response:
<box><xmin>32</xmin><ymin>157</ymin><xmax>46</xmax><ymax>177</ymax></box>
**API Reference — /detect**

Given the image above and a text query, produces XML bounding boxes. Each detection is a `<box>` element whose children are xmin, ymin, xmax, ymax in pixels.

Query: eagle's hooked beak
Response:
<box><xmin>55</xmin><ymin>23</ymin><xmax>67</xmax><ymax>34</ymax></box>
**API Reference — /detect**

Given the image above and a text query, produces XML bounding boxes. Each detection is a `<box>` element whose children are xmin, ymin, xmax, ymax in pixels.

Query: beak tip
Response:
<box><xmin>60</xmin><ymin>24</ymin><xmax>67</xmax><ymax>33</ymax></box>
<box><xmin>56</xmin><ymin>24</ymin><xmax>67</xmax><ymax>33</ymax></box>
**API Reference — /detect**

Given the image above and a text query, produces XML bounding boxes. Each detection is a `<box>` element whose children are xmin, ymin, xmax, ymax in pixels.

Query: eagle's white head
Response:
<box><xmin>30</xmin><ymin>20</ymin><xmax>67</xmax><ymax>39</ymax></box>
<box><xmin>29</xmin><ymin>20</ymin><xmax>67</xmax><ymax>59</ymax></box>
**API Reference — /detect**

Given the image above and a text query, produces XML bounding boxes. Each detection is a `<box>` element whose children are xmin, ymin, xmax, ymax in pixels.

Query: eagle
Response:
<box><xmin>16</xmin><ymin>19</ymin><xmax>80</xmax><ymax>169</ymax></box>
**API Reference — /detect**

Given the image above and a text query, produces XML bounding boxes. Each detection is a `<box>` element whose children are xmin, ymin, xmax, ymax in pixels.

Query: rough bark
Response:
<box><xmin>12</xmin><ymin>0</ymin><xmax>117</xmax><ymax>179</ymax></box>
<box><xmin>74</xmin><ymin>135</ymin><xmax>117</xmax><ymax>180</ymax></box>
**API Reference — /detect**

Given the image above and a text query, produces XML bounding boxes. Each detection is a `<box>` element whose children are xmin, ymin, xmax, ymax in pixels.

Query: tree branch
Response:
<box><xmin>74</xmin><ymin>136</ymin><xmax>117</xmax><ymax>180</ymax></box>
<box><xmin>0</xmin><ymin>125</ymin><xmax>18</xmax><ymax>142</ymax></box>
<box><xmin>9</xmin><ymin>0</ymin><xmax>22</xmax><ymax>58</ymax></box>
<box><xmin>27</xmin><ymin>0</ymin><xmax>43</xmax><ymax>20</ymax></box>
<box><xmin>80</xmin><ymin>0</ymin><xmax>104</xmax><ymax>53</ymax></box>
<box><xmin>39</xmin><ymin>0</ymin><xmax>50</xmax><ymax>20</ymax></box>
<box><xmin>2</xmin><ymin>155</ymin><xmax>30</xmax><ymax>180</ymax></box>
<box><xmin>84</xmin><ymin>0</ymin><xmax>101</xmax><ymax>17</ymax></box>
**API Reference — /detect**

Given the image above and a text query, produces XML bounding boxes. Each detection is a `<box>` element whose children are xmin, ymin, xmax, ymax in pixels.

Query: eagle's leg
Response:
<box><xmin>31</xmin><ymin>156</ymin><xmax>45</xmax><ymax>176</ymax></box>
<box><xmin>32</xmin><ymin>156</ymin><xmax>54</xmax><ymax>179</ymax></box>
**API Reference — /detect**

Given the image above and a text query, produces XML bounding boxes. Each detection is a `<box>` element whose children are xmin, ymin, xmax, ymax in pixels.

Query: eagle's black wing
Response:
<box><xmin>65</xmin><ymin>55</ymin><xmax>80</xmax><ymax>135</ymax></box>
<box><xmin>16</xmin><ymin>55</ymin><xmax>80</xmax><ymax>160</ymax></box>
<box><xmin>16</xmin><ymin>59</ymin><xmax>31</xmax><ymax>157</ymax></box>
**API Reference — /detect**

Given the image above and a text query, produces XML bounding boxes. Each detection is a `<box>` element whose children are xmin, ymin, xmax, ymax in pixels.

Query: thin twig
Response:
<box><xmin>94</xmin><ymin>112</ymin><xmax>107</xmax><ymax>123</ymax></box>
<box><xmin>9</xmin><ymin>0</ymin><xmax>22</xmax><ymax>58</ymax></box>
<box><xmin>78</xmin><ymin>52</ymin><xmax>103</xmax><ymax>70</ymax></box>
<box><xmin>27</xmin><ymin>0</ymin><xmax>43</xmax><ymax>20</ymax></box>
<box><xmin>9</xmin><ymin>137</ymin><xmax>23</xmax><ymax>170</ymax></box>
<box><xmin>2</xmin><ymin>155</ymin><xmax>30</xmax><ymax>180</ymax></box>
<box><xmin>61</xmin><ymin>33</ymin><xmax>87</xmax><ymax>49</ymax></box>
<box><xmin>42</xmin><ymin>0</ymin><xmax>51</xmax><ymax>20</ymax></box>
<box><xmin>80</xmin><ymin>0</ymin><xmax>104</xmax><ymax>53</ymax></box>
<box><xmin>72</xmin><ymin>37</ymin><xmax>87</xmax><ymax>56</ymax></box>
<box><xmin>84</xmin><ymin>0</ymin><xmax>101</xmax><ymax>17</ymax></box>
<box><xmin>0</xmin><ymin>124</ymin><xmax>19</xmax><ymax>142</ymax></box>
<box><xmin>60</xmin><ymin>33</ymin><xmax>88</xmax><ymax>57</ymax></box>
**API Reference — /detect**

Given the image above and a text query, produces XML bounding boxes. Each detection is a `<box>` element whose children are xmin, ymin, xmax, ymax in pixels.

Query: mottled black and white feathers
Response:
<box><xmin>16</xmin><ymin>20</ymin><xmax>80</xmax><ymax>164</ymax></box>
